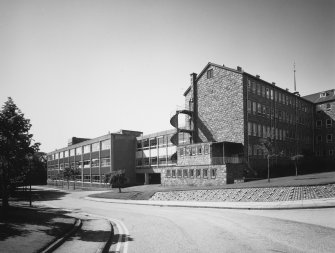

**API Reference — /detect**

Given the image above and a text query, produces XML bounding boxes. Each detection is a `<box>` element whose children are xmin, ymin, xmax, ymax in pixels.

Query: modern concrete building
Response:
<box><xmin>47</xmin><ymin>62</ymin><xmax>335</xmax><ymax>187</ymax></box>
<box><xmin>47</xmin><ymin>130</ymin><xmax>142</xmax><ymax>186</ymax></box>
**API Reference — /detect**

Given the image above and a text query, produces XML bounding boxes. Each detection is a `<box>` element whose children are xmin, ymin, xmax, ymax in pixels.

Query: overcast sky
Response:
<box><xmin>1</xmin><ymin>0</ymin><xmax>334</xmax><ymax>152</ymax></box>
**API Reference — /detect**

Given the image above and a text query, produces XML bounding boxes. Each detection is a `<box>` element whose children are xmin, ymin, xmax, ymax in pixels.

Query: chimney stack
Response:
<box><xmin>256</xmin><ymin>75</ymin><xmax>260</xmax><ymax>79</ymax></box>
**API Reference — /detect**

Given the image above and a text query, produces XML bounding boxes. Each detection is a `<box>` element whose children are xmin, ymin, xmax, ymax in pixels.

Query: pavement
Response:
<box><xmin>85</xmin><ymin>196</ymin><xmax>335</xmax><ymax>210</ymax></box>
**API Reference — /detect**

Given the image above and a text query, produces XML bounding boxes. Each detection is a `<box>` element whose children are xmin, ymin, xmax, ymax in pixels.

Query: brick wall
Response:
<box><xmin>191</xmin><ymin>65</ymin><xmax>244</xmax><ymax>144</ymax></box>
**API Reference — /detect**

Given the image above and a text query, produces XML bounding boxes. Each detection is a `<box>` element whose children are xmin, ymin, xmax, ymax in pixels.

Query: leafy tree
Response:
<box><xmin>0</xmin><ymin>97</ymin><xmax>40</xmax><ymax>214</ymax></box>
<box><xmin>105</xmin><ymin>170</ymin><xmax>126</xmax><ymax>193</ymax></box>
<box><xmin>258</xmin><ymin>137</ymin><xmax>283</xmax><ymax>182</ymax></box>
<box><xmin>63</xmin><ymin>166</ymin><xmax>80</xmax><ymax>190</ymax></box>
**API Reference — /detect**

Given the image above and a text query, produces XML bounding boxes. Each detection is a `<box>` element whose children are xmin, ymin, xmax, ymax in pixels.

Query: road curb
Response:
<box><xmin>39</xmin><ymin>218</ymin><xmax>82</xmax><ymax>253</ymax></box>
<box><xmin>95</xmin><ymin>219</ymin><xmax>114</xmax><ymax>253</ymax></box>
<box><xmin>84</xmin><ymin>196</ymin><xmax>335</xmax><ymax>210</ymax></box>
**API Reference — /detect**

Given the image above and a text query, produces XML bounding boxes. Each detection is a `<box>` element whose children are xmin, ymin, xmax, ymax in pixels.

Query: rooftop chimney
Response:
<box><xmin>237</xmin><ymin>66</ymin><xmax>242</xmax><ymax>71</ymax></box>
<box><xmin>256</xmin><ymin>75</ymin><xmax>260</xmax><ymax>79</ymax></box>
<box><xmin>272</xmin><ymin>82</ymin><xmax>276</xmax><ymax>86</ymax></box>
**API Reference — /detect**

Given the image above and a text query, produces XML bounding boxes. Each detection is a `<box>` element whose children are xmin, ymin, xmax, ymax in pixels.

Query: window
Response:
<box><xmin>76</xmin><ymin>147</ymin><xmax>82</xmax><ymax>156</ymax></box>
<box><xmin>252</xmin><ymin>82</ymin><xmax>256</xmax><ymax>93</ymax></box>
<box><xmin>159</xmin><ymin>156</ymin><xmax>167</xmax><ymax>165</ymax></box>
<box><xmin>92</xmin><ymin>142</ymin><xmax>99</xmax><ymax>152</ymax></box>
<box><xmin>197</xmin><ymin>145</ymin><xmax>203</xmax><ymax>155</ymax></box>
<box><xmin>262</xmin><ymin>85</ymin><xmax>265</xmax><ymax>97</ymax></box>
<box><xmin>151</xmin><ymin>157</ymin><xmax>157</xmax><ymax>165</ymax></box>
<box><xmin>92</xmin><ymin>175</ymin><xmax>100</xmax><ymax>183</ymax></box>
<box><xmin>196</xmin><ymin>169</ymin><xmax>201</xmax><ymax>178</ymax></box>
<box><xmin>70</xmin><ymin>149</ymin><xmax>75</xmax><ymax>156</ymax></box>
<box><xmin>158</xmin><ymin>136</ymin><xmax>165</xmax><ymax>146</ymax></box>
<box><xmin>189</xmin><ymin>169</ymin><xmax>194</xmax><ymax>178</ymax></box>
<box><xmin>266</xmin><ymin>88</ymin><xmax>270</xmax><ymax>99</ymax></box>
<box><xmin>91</xmin><ymin>159</ymin><xmax>99</xmax><ymax>167</ymax></box>
<box><xmin>203</xmin><ymin>169</ymin><xmax>208</xmax><ymax>178</ymax></box>
<box><xmin>317</xmin><ymin>135</ymin><xmax>322</xmax><ymax>144</ymax></box>
<box><xmin>248</xmin><ymin>122</ymin><xmax>252</xmax><ymax>136</ymax></box>
<box><xmin>207</xmin><ymin>69</ymin><xmax>213</xmax><ymax>79</ymax></box>
<box><xmin>252</xmin><ymin>102</ymin><xmax>257</xmax><ymax>114</ymax></box>
<box><xmin>166</xmin><ymin>170</ymin><xmax>171</xmax><ymax>177</ymax></box>
<box><xmin>204</xmin><ymin>144</ymin><xmax>209</xmax><ymax>154</ymax></box>
<box><xmin>327</xmin><ymin>134</ymin><xmax>333</xmax><ymax>143</ymax></box>
<box><xmin>258</xmin><ymin>124</ymin><xmax>262</xmax><ymax>137</ymax></box>
<box><xmin>55</xmin><ymin>153</ymin><xmax>59</xmax><ymax>159</ymax></box>
<box><xmin>257</xmin><ymin>83</ymin><xmax>261</xmax><ymax>95</ymax></box>
<box><xmin>253</xmin><ymin>123</ymin><xmax>257</xmax><ymax>137</ymax></box>
<box><xmin>59</xmin><ymin>152</ymin><xmax>64</xmax><ymax>159</ymax></box>
<box><xmin>150</xmin><ymin>138</ymin><xmax>157</xmax><ymax>147</ymax></box>
<box><xmin>177</xmin><ymin>169</ymin><xmax>182</xmax><ymax>178</ymax></box>
<box><xmin>316</xmin><ymin>120</ymin><xmax>322</xmax><ymax>128</ymax></box>
<box><xmin>64</xmin><ymin>150</ymin><xmax>69</xmax><ymax>158</ymax></box>
<box><xmin>247</xmin><ymin>79</ymin><xmax>251</xmax><ymax>90</ymax></box>
<box><xmin>270</xmin><ymin>89</ymin><xmax>274</xmax><ymax>100</ymax></box>
<box><xmin>257</xmin><ymin>103</ymin><xmax>262</xmax><ymax>115</ymax></box>
<box><xmin>179</xmin><ymin>147</ymin><xmax>184</xmax><ymax>156</ymax></box>
<box><xmin>263</xmin><ymin>125</ymin><xmax>267</xmax><ymax>138</ymax></box>
<box><xmin>101</xmin><ymin>158</ymin><xmax>110</xmax><ymax>167</ymax></box>
<box><xmin>171</xmin><ymin>170</ymin><xmax>176</xmax><ymax>178</ymax></box>
<box><xmin>64</xmin><ymin>163</ymin><xmax>69</xmax><ymax>169</ymax></box>
<box><xmin>183</xmin><ymin>169</ymin><xmax>188</xmax><ymax>178</ymax></box>
<box><xmin>191</xmin><ymin>146</ymin><xmax>196</xmax><ymax>156</ymax></box>
<box><xmin>143</xmin><ymin>139</ymin><xmax>149</xmax><ymax>148</ymax></box>
<box><xmin>83</xmin><ymin>145</ymin><xmax>90</xmax><ymax>154</ymax></box>
<box><xmin>101</xmin><ymin>140</ymin><xmax>110</xmax><ymax>150</ymax></box>
<box><xmin>83</xmin><ymin>160</ymin><xmax>90</xmax><ymax>168</ymax></box>
<box><xmin>326</xmin><ymin>119</ymin><xmax>332</xmax><ymax>128</ymax></box>
<box><xmin>210</xmin><ymin>169</ymin><xmax>217</xmax><ymax>179</ymax></box>
<box><xmin>320</xmin><ymin>92</ymin><xmax>327</xmax><ymax>98</ymax></box>
<box><xmin>185</xmin><ymin>147</ymin><xmax>190</xmax><ymax>156</ymax></box>
<box><xmin>262</xmin><ymin>105</ymin><xmax>266</xmax><ymax>115</ymax></box>
<box><xmin>326</xmin><ymin>103</ymin><xmax>331</xmax><ymax>110</ymax></box>
<box><xmin>247</xmin><ymin>100</ymin><xmax>251</xmax><ymax>113</ymax></box>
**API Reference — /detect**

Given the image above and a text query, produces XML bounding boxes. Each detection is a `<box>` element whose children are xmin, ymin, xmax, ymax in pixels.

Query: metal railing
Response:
<box><xmin>211</xmin><ymin>156</ymin><xmax>244</xmax><ymax>165</ymax></box>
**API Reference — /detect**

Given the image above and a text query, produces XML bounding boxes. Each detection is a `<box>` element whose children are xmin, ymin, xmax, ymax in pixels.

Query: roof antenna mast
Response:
<box><xmin>294</xmin><ymin>61</ymin><xmax>297</xmax><ymax>92</ymax></box>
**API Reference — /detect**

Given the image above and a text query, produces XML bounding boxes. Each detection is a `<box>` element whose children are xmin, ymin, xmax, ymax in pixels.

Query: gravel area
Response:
<box><xmin>150</xmin><ymin>184</ymin><xmax>335</xmax><ymax>202</ymax></box>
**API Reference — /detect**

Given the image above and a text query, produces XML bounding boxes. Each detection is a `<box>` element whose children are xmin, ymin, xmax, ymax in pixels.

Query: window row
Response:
<box><xmin>166</xmin><ymin>168</ymin><xmax>217</xmax><ymax>179</ymax></box>
<box><xmin>247</xmin><ymin>100</ymin><xmax>311</xmax><ymax>126</ymax></box>
<box><xmin>247</xmin><ymin>145</ymin><xmax>302</xmax><ymax>158</ymax></box>
<box><xmin>316</xmin><ymin>119</ymin><xmax>333</xmax><ymax>128</ymax></box>
<box><xmin>315</xmin><ymin>149</ymin><xmax>334</xmax><ymax>156</ymax></box>
<box><xmin>136</xmin><ymin>156</ymin><xmax>176</xmax><ymax>166</ymax></box>
<box><xmin>247</xmin><ymin>80</ymin><xmax>311</xmax><ymax>112</ymax></box>
<box><xmin>48</xmin><ymin>140</ymin><xmax>110</xmax><ymax>161</ymax></box>
<box><xmin>137</xmin><ymin>134</ymin><xmax>175</xmax><ymax>149</ymax></box>
<box><xmin>316</xmin><ymin>134</ymin><xmax>333</xmax><ymax>144</ymax></box>
<box><xmin>48</xmin><ymin>158</ymin><xmax>111</xmax><ymax>169</ymax></box>
<box><xmin>179</xmin><ymin>144</ymin><xmax>210</xmax><ymax>157</ymax></box>
<box><xmin>248</xmin><ymin>122</ymin><xmax>311</xmax><ymax>144</ymax></box>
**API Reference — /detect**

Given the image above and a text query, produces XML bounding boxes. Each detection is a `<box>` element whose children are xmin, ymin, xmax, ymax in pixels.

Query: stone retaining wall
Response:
<box><xmin>150</xmin><ymin>184</ymin><xmax>335</xmax><ymax>202</ymax></box>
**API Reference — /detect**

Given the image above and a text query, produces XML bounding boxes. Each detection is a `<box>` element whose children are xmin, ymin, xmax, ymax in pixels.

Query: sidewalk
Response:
<box><xmin>85</xmin><ymin>196</ymin><xmax>335</xmax><ymax>210</ymax></box>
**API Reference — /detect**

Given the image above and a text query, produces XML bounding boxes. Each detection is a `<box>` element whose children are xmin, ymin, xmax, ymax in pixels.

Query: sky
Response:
<box><xmin>0</xmin><ymin>0</ymin><xmax>334</xmax><ymax>152</ymax></box>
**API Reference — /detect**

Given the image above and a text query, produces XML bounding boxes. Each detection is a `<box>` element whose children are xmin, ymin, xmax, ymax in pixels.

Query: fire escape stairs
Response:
<box><xmin>169</xmin><ymin>109</ymin><xmax>194</xmax><ymax>146</ymax></box>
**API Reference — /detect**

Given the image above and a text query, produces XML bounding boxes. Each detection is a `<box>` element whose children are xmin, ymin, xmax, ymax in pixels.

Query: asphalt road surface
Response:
<box><xmin>37</xmin><ymin>188</ymin><xmax>335</xmax><ymax>253</ymax></box>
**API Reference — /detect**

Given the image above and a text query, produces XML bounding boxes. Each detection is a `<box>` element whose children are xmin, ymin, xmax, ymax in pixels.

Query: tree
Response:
<box><xmin>258</xmin><ymin>137</ymin><xmax>283</xmax><ymax>182</ymax></box>
<box><xmin>63</xmin><ymin>166</ymin><xmax>80</xmax><ymax>190</ymax></box>
<box><xmin>0</xmin><ymin>97</ymin><xmax>40</xmax><ymax>215</ymax></box>
<box><xmin>105</xmin><ymin>170</ymin><xmax>126</xmax><ymax>193</ymax></box>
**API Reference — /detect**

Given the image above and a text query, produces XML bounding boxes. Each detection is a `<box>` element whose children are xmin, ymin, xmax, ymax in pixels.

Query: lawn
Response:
<box><xmin>89</xmin><ymin>171</ymin><xmax>335</xmax><ymax>200</ymax></box>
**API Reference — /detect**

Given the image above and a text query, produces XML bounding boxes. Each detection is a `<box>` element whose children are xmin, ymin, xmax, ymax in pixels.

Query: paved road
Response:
<box><xmin>37</xmin><ymin>188</ymin><xmax>335</xmax><ymax>253</ymax></box>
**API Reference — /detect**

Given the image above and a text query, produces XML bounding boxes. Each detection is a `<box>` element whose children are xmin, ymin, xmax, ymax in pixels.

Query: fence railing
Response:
<box><xmin>211</xmin><ymin>156</ymin><xmax>244</xmax><ymax>165</ymax></box>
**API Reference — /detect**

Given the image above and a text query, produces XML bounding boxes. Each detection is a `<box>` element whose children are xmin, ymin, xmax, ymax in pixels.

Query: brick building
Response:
<box><xmin>47</xmin><ymin>62</ymin><xmax>334</xmax><ymax>187</ymax></box>
<box><xmin>163</xmin><ymin>62</ymin><xmax>333</xmax><ymax>185</ymax></box>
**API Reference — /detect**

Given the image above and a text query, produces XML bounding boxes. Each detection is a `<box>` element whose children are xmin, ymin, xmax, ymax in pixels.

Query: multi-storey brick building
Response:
<box><xmin>163</xmin><ymin>62</ymin><xmax>332</xmax><ymax>185</ymax></box>
<box><xmin>47</xmin><ymin>62</ymin><xmax>334</xmax><ymax>187</ymax></box>
<box><xmin>304</xmin><ymin>89</ymin><xmax>335</xmax><ymax>170</ymax></box>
